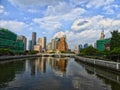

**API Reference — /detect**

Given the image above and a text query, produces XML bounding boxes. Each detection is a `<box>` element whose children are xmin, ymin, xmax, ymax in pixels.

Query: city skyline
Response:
<box><xmin>0</xmin><ymin>0</ymin><xmax>120</xmax><ymax>49</ymax></box>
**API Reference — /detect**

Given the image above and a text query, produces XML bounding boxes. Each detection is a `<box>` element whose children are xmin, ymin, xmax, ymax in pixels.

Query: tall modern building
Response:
<box><xmin>28</xmin><ymin>40</ymin><xmax>32</xmax><ymax>50</ymax></box>
<box><xmin>100</xmin><ymin>30</ymin><xmax>105</xmax><ymax>40</ymax></box>
<box><xmin>17</xmin><ymin>35</ymin><xmax>27</xmax><ymax>51</ymax></box>
<box><xmin>47</xmin><ymin>42</ymin><xmax>52</xmax><ymax>51</ymax></box>
<box><xmin>84</xmin><ymin>43</ymin><xmax>88</xmax><ymax>48</ymax></box>
<box><xmin>78</xmin><ymin>44</ymin><xmax>82</xmax><ymax>51</ymax></box>
<box><xmin>42</xmin><ymin>37</ymin><xmax>46</xmax><ymax>50</ymax></box>
<box><xmin>57</xmin><ymin>36</ymin><xmax>68</xmax><ymax>52</ymax></box>
<box><xmin>96</xmin><ymin>38</ymin><xmax>111</xmax><ymax>51</ymax></box>
<box><xmin>38</xmin><ymin>37</ymin><xmax>47</xmax><ymax>50</ymax></box>
<box><xmin>0</xmin><ymin>28</ymin><xmax>24</xmax><ymax>53</ymax></box>
<box><xmin>51</xmin><ymin>39</ymin><xmax>56</xmax><ymax>50</ymax></box>
<box><xmin>32</xmin><ymin>32</ymin><xmax>36</xmax><ymax>50</ymax></box>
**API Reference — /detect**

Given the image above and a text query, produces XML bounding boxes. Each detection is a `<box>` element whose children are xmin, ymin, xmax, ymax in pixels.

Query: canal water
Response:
<box><xmin>0</xmin><ymin>57</ymin><xmax>120</xmax><ymax>90</ymax></box>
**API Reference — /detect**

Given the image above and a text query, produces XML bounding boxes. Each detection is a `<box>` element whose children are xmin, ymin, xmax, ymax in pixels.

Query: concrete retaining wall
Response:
<box><xmin>75</xmin><ymin>56</ymin><xmax>120</xmax><ymax>71</ymax></box>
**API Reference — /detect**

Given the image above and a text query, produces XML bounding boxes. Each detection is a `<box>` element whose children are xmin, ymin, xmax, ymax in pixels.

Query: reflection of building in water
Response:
<box><xmin>49</xmin><ymin>58</ymin><xmax>68</xmax><ymax>77</ymax></box>
<box><xmin>36</xmin><ymin>57</ymin><xmax>46</xmax><ymax>73</ymax></box>
<box><xmin>27</xmin><ymin>58</ymin><xmax>46</xmax><ymax>76</ymax></box>
<box><xmin>30</xmin><ymin>60</ymin><xmax>36</xmax><ymax>76</ymax></box>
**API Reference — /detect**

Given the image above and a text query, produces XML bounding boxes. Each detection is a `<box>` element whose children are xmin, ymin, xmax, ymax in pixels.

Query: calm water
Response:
<box><xmin>0</xmin><ymin>57</ymin><xmax>120</xmax><ymax>90</ymax></box>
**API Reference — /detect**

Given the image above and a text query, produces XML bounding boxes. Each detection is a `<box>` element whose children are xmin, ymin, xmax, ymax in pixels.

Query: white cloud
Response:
<box><xmin>45</xmin><ymin>2</ymin><xmax>72</xmax><ymax>16</ymax></box>
<box><xmin>28</xmin><ymin>9</ymin><xmax>39</xmax><ymax>13</ymax></box>
<box><xmin>0</xmin><ymin>5</ymin><xmax>8</xmax><ymax>15</ymax></box>
<box><xmin>8</xmin><ymin>0</ymin><xmax>64</xmax><ymax>7</ymax></box>
<box><xmin>33</xmin><ymin>16</ymin><xmax>62</xmax><ymax>31</ymax></box>
<box><xmin>71</xmin><ymin>15</ymin><xmax>120</xmax><ymax>31</ymax></box>
<box><xmin>86</xmin><ymin>0</ymin><xmax>114</xmax><ymax>8</ymax></box>
<box><xmin>33</xmin><ymin>6</ymin><xmax>85</xmax><ymax>31</ymax></box>
<box><xmin>0</xmin><ymin>20</ymin><xmax>28</xmax><ymax>32</ymax></box>
<box><xmin>103</xmin><ymin>4</ymin><xmax>119</xmax><ymax>14</ymax></box>
<box><xmin>53</xmin><ymin>31</ymin><xmax>65</xmax><ymax>38</ymax></box>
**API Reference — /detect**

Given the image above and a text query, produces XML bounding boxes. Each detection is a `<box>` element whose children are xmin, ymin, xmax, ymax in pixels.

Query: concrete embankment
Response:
<box><xmin>75</xmin><ymin>56</ymin><xmax>120</xmax><ymax>72</ymax></box>
<box><xmin>0</xmin><ymin>55</ymin><xmax>41</xmax><ymax>60</ymax></box>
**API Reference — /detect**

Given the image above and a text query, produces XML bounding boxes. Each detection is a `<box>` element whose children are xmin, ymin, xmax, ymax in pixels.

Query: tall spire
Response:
<box><xmin>100</xmin><ymin>30</ymin><xmax>105</xmax><ymax>40</ymax></box>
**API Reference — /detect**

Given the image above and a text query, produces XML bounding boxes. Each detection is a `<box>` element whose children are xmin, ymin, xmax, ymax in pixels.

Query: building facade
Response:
<box><xmin>17</xmin><ymin>35</ymin><xmax>27</xmax><ymax>51</ymax></box>
<box><xmin>84</xmin><ymin>43</ymin><xmax>88</xmax><ymax>48</ymax></box>
<box><xmin>96</xmin><ymin>38</ymin><xmax>111</xmax><ymax>51</ymax></box>
<box><xmin>57</xmin><ymin>36</ymin><xmax>68</xmax><ymax>52</ymax></box>
<box><xmin>28</xmin><ymin>40</ymin><xmax>32</xmax><ymax>50</ymax></box>
<box><xmin>32</xmin><ymin>32</ymin><xmax>36</xmax><ymax>50</ymax></box>
<box><xmin>37</xmin><ymin>37</ymin><xmax>47</xmax><ymax>51</ymax></box>
<box><xmin>0</xmin><ymin>28</ymin><xmax>24</xmax><ymax>53</ymax></box>
<box><xmin>78</xmin><ymin>44</ymin><xmax>82</xmax><ymax>51</ymax></box>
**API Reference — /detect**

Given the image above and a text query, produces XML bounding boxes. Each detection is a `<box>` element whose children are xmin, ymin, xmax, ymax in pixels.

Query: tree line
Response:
<box><xmin>79</xmin><ymin>30</ymin><xmax>120</xmax><ymax>61</ymax></box>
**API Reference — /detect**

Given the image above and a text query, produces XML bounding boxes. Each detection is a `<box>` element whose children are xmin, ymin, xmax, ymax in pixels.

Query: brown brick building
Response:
<box><xmin>57</xmin><ymin>37</ymin><xmax>68</xmax><ymax>52</ymax></box>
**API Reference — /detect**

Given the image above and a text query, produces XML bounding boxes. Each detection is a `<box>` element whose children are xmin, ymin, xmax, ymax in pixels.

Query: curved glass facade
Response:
<box><xmin>0</xmin><ymin>28</ymin><xmax>24</xmax><ymax>53</ymax></box>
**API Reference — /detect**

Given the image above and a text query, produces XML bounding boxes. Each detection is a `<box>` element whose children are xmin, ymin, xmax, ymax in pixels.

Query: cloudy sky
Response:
<box><xmin>0</xmin><ymin>0</ymin><xmax>120</xmax><ymax>49</ymax></box>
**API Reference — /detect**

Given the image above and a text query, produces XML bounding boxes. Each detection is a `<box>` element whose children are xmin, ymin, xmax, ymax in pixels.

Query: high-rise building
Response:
<box><xmin>28</xmin><ymin>40</ymin><xmax>32</xmax><ymax>50</ymax></box>
<box><xmin>96</xmin><ymin>38</ymin><xmax>111</xmax><ymax>51</ymax></box>
<box><xmin>38</xmin><ymin>37</ymin><xmax>47</xmax><ymax>50</ymax></box>
<box><xmin>100</xmin><ymin>30</ymin><xmax>105</xmax><ymax>40</ymax></box>
<box><xmin>0</xmin><ymin>28</ymin><xmax>24</xmax><ymax>53</ymax></box>
<box><xmin>78</xmin><ymin>44</ymin><xmax>82</xmax><ymax>51</ymax></box>
<box><xmin>74</xmin><ymin>46</ymin><xmax>79</xmax><ymax>54</ymax></box>
<box><xmin>57</xmin><ymin>36</ymin><xmax>68</xmax><ymax>52</ymax></box>
<box><xmin>51</xmin><ymin>39</ymin><xmax>56</xmax><ymax>50</ymax></box>
<box><xmin>47</xmin><ymin>42</ymin><xmax>52</xmax><ymax>51</ymax></box>
<box><xmin>84</xmin><ymin>43</ymin><xmax>88</xmax><ymax>48</ymax></box>
<box><xmin>17</xmin><ymin>35</ymin><xmax>27</xmax><ymax>51</ymax></box>
<box><xmin>32</xmin><ymin>32</ymin><xmax>36</xmax><ymax>50</ymax></box>
<box><xmin>42</xmin><ymin>37</ymin><xmax>46</xmax><ymax>50</ymax></box>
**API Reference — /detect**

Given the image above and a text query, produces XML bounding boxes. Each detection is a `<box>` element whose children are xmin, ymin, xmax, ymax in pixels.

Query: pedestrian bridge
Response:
<box><xmin>37</xmin><ymin>53</ymin><xmax>76</xmax><ymax>57</ymax></box>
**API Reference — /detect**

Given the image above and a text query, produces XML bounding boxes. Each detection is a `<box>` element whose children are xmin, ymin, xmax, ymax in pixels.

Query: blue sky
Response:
<box><xmin>0</xmin><ymin>0</ymin><xmax>120</xmax><ymax>49</ymax></box>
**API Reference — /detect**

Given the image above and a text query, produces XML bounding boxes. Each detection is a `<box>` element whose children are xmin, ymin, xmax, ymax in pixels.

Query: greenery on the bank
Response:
<box><xmin>0</xmin><ymin>48</ymin><xmax>39</xmax><ymax>56</ymax></box>
<box><xmin>79</xmin><ymin>30</ymin><xmax>120</xmax><ymax>61</ymax></box>
<box><xmin>27</xmin><ymin>50</ymin><xmax>39</xmax><ymax>55</ymax></box>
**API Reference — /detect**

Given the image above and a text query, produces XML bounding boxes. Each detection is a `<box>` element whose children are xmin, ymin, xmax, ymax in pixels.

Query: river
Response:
<box><xmin>0</xmin><ymin>57</ymin><xmax>120</xmax><ymax>90</ymax></box>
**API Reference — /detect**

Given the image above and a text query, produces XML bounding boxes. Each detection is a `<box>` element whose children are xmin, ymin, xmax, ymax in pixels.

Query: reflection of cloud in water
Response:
<box><xmin>72</xmin><ymin>75</ymin><xmax>112</xmax><ymax>90</ymax></box>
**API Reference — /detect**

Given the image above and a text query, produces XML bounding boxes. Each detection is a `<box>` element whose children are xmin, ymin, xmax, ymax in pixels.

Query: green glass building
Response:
<box><xmin>0</xmin><ymin>28</ymin><xmax>24</xmax><ymax>53</ymax></box>
<box><xmin>96</xmin><ymin>38</ymin><xmax>111</xmax><ymax>51</ymax></box>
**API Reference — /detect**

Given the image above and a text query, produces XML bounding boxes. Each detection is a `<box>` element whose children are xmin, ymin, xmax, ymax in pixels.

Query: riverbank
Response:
<box><xmin>0</xmin><ymin>53</ymin><xmax>75</xmax><ymax>60</ymax></box>
<box><xmin>0</xmin><ymin>55</ymin><xmax>41</xmax><ymax>60</ymax></box>
<box><xmin>75</xmin><ymin>56</ymin><xmax>120</xmax><ymax>72</ymax></box>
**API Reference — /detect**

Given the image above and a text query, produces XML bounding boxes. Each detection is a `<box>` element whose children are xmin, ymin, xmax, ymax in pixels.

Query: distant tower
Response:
<box><xmin>28</xmin><ymin>40</ymin><xmax>32</xmax><ymax>50</ymax></box>
<box><xmin>100</xmin><ymin>30</ymin><xmax>105</xmax><ymax>40</ymax></box>
<box><xmin>32</xmin><ymin>32</ymin><xmax>36</xmax><ymax>50</ymax></box>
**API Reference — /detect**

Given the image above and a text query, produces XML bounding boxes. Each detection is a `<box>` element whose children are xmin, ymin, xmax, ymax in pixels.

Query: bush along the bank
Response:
<box><xmin>27</xmin><ymin>50</ymin><xmax>39</xmax><ymax>55</ymax></box>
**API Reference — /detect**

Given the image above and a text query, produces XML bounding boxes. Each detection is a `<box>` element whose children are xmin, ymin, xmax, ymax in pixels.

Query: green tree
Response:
<box><xmin>80</xmin><ymin>46</ymin><xmax>98</xmax><ymax>56</ymax></box>
<box><xmin>110</xmin><ymin>30</ymin><xmax>120</xmax><ymax>50</ymax></box>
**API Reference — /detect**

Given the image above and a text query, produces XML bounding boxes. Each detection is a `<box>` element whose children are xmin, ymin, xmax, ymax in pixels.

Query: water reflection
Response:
<box><xmin>75</xmin><ymin>59</ymin><xmax>120</xmax><ymax>90</ymax></box>
<box><xmin>48</xmin><ymin>58</ymin><xmax>68</xmax><ymax>77</ymax></box>
<box><xmin>0</xmin><ymin>57</ymin><xmax>120</xmax><ymax>90</ymax></box>
<box><xmin>0</xmin><ymin>60</ymin><xmax>25</xmax><ymax>88</ymax></box>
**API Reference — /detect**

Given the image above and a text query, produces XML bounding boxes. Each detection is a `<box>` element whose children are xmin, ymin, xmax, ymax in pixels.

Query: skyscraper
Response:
<box><xmin>84</xmin><ymin>43</ymin><xmax>88</xmax><ymax>48</ymax></box>
<box><xmin>32</xmin><ymin>32</ymin><xmax>36</xmax><ymax>50</ymax></box>
<box><xmin>100</xmin><ymin>30</ymin><xmax>105</xmax><ymax>40</ymax></box>
<box><xmin>51</xmin><ymin>39</ymin><xmax>56</xmax><ymax>50</ymax></box>
<box><xmin>78</xmin><ymin>44</ymin><xmax>82</xmax><ymax>51</ymax></box>
<box><xmin>38</xmin><ymin>37</ymin><xmax>47</xmax><ymax>50</ymax></box>
<box><xmin>17</xmin><ymin>35</ymin><xmax>27</xmax><ymax>51</ymax></box>
<box><xmin>57</xmin><ymin>36</ymin><xmax>68</xmax><ymax>52</ymax></box>
<box><xmin>42</xmin><ymin>37</ymin><xmax>46</xmax><ymax>50</ymax></box>
<box><xmin>28</xmin><ymin>40</ymin><xmax>32</xmax><ymax>50</ymax></box>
